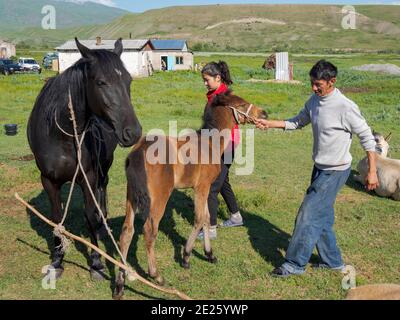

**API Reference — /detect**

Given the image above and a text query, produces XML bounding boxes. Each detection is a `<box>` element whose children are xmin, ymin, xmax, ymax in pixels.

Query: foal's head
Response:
<box><xmin>75</xmin><ymin>38</ymin><xmax>142</xmax><ymax>147</ymax></box>
<box><xmin>210</xmin><ymin>92</ymin><xmax>268</xmax><ymax>126</ymax></box>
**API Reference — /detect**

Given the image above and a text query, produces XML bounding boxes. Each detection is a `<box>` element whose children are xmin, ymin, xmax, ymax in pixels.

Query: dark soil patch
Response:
<box><xmin>9</xmin><ymin>154</ymin><xmax>35</xmax><ymax>162</ymax></box>
<box><xmin>341</xmin><ymin>87</ymin><xmax>375</xmax><ymax>94</ymax></box>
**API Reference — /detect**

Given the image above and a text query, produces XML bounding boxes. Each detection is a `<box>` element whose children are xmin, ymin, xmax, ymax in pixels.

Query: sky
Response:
<box><xmin>71</xmin><ymin>0</ymin><xmax>400</xmax><ymax>12</ymax></box>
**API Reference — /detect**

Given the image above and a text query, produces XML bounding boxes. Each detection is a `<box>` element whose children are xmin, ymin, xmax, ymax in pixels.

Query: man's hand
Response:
<box><xmin>255</xmin><ymin>119</ymin><xmax>287</xmax><ymax>130</ymax></box>
<box><xmin>254</xmin><ymin>119</ymin><xmax>269</xmax><ymax>130</ymax></box>
<box><xmin>365</xmin><ymin>171</ymin><xmax>379</xmax><ymax>191</ymax></box>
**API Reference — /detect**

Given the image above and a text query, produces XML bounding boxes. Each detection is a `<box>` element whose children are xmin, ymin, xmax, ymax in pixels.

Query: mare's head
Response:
<box><xmin>75</xmin><ymin>38</ymin><xmax>141</xmax><ymax>147</ymax></box>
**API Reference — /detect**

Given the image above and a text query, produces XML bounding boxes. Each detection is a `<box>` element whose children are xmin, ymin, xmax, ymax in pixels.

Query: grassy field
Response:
<box><xmin>0</xmin><ymin>53</ymin><xmax>399</xmax><ymax>300</ymax></box>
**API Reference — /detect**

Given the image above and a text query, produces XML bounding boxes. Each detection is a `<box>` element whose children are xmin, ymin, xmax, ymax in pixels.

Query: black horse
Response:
<box><xmin>27</xmin><ymin>38</ymin><xmax>142</xmax><ymax>280</ymax></box>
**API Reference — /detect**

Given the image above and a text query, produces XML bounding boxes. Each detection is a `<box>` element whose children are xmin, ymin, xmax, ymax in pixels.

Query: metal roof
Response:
<box><xmin>150</xmin><ymin>40</ymin><xmax>187</xmax><ymax>51</ymax></box>
<box><xmin>56</xmin><ymin>39</ymin><xmax>150</xmax><ymax>51</ymax></box>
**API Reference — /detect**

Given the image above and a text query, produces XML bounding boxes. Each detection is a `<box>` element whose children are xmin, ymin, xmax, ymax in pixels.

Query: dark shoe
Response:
<box><xmin>271</xmin><ymin>266</ymin><xmax>296</xmax><ymax>278</ymax></box>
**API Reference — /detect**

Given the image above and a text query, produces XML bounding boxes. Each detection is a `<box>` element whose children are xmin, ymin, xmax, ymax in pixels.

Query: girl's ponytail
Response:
<box><xmin>218</xmin><ymin>61</ymin><xmax>233</xmax><ymax>85</ymax></box>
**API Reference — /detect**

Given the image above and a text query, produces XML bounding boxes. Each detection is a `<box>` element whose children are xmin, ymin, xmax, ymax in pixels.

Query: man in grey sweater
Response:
<box><xmin>255</xmin><ymin>60</ymin><xmax>379</xmax><ymax>277</ymax></box>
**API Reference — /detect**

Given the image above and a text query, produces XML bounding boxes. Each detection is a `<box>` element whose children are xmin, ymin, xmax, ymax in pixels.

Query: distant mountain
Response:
<box><xmin>1</xmin><ymin>4</ymin><xmax>400</xmax><ymax>53</ymax></box>
<box><xmin>0</xmin><ymin>0</ymin><xmax>129</xmax><ymax>31</ymax></box>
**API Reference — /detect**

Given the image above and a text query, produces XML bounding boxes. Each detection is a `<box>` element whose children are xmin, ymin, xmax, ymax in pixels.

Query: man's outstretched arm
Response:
<box><xmin>255</xmin><ymin>119</ymin><xmax>286</xmax><ymax>130</ymax></box>
<box><xmin>255</xmin><ymin>105</ymin><xmax>311</xmax><ymax>131</ymax></box>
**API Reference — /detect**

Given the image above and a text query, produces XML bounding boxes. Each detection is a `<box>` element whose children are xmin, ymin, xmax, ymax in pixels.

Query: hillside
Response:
<box><xmin>1</xmin><ymin>4</ymin><xmax>400</xmax><ymax>53</ymax></box>
<box><xmin>0</xmin><ymin>0</ymin><xmax>129</xmax><ymax>31</ymax></box>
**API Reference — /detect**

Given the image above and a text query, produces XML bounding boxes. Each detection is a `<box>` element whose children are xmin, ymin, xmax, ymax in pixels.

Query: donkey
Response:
<box><xmin>28</xmin><ymin>38</ymin><xmax>142</xmax><ymax>280</ymax></box>
<box><xmin>113</xmin><ymin>92</ymin><xmax>268</xmax><ymax>299</ymax></box>
<box><xmin>354</xmin><ymin>132</ymin><xmax>400</xmax><ymax>200</ymax></box>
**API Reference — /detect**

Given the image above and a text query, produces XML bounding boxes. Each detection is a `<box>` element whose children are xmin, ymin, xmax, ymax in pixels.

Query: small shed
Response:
<box><xmin>56</xmin><ymin>38</ymin><xmax>154</xmax><ymax>77</ymax></box>
<box><xmin>150</xmin><ymin>40</ymin><xmax>193</xmax><ymax>71</ymax></box>
<box><xmin>0</xmin><ymin>40</ymin><xmax>16</xmax><ymax>59</ymax></box>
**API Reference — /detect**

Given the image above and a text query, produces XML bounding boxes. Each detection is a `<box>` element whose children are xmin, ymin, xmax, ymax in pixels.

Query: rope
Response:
<box><xmin>16</xmin><ymin>90</ymin><xmax>192</xmax><ymax>300</ymax></box>
<box><xmin>54</xmin><ymin>108</ymin><xmax>90</xmax><ymax>253</ymax></box>
<box><xmin>226</xmin><ymin>104</ymin><xmax>256</xmax><ymax>124</ymax></box>
<box><xmin>53</xmin><ymin>225</ymin><xmax>72</xmax><ymax>254</ymax></box>
<box><xmin>55</xmin><ymin>112</ymin><xmax>74</xmax><ymax>138</ymax></box>
<box><xmin>53</xmin><ymin>92</ymin><xmax>125</xmax><ymax>262</ymax></box>
<box><xmin>32</xmin><ymin>90</ymin><xmax>192</xmax><ymax>299</ymax></box>
<box><xmin>67</xmin><ymin>91</ymin><xmax>128</xmax><ymax>267</ymax></box>
<box><xmin>15</xmin><ymin>193</ymin><xmax>192</xmax><ymax>300</ymax></box>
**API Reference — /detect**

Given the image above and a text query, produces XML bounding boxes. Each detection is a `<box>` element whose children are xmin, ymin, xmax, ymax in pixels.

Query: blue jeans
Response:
<box><xmin>282</xmin><ymin>166</ymin><xmax>351</xmax><ymax>274</ymax></box>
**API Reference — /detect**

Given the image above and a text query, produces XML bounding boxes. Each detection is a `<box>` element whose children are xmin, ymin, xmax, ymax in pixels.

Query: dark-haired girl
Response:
<box><xmin>198</xmin><ymin>61</ymin><xmax>244</xmax><ymax>240</ymax></box>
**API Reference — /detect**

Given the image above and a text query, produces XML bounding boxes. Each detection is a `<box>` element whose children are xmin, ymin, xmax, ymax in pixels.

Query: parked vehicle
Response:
<box><xmin>0</xmin><ymin>59</ymin><xmax>22</xmax><ymax>75</ymax></box>
<box><xmin>18</xmin><ymin>57</ymin><xmax>42</xmax><ymax>74</ymax></box>
<box><xmin>43</xmin><ymin>52</ymin><xmax>59</xmax><ymax>70</ymax></box>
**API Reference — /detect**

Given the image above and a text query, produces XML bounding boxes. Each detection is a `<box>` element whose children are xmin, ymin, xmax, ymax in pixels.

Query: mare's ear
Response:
<box><xmin>114</xmin><ymin>38</ymin><xmax>123</xmax><ymax>57</ymax></box>
<box><xmin>75</xmin><ymin>38</ymin><xmax>92</xmax><ymax>59</ymax></box>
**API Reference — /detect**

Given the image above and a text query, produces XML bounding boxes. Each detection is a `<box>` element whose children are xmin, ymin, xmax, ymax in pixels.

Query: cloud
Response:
<box><xmin>61</xmin><ymin>0</ymin><xmax>117</xmax><ymax>7</ymax></box>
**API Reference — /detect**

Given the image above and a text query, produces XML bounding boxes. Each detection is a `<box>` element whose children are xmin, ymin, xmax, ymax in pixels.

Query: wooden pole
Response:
<box><xmin>15</xmin><ymin>193</ymin><xmax>192</xmax><ymax>301</ymax></box>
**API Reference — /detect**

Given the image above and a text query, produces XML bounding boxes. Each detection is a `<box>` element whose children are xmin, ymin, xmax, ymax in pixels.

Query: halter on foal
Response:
<box><xmin>113</xmin><ymin>92</ymin><xmax>267</xmax><ymax>299</ymax></box>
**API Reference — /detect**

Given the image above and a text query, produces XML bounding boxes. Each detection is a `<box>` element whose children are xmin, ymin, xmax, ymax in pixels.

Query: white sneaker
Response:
<box><xmin>220</xmin><ymin>212</ymin><xmax>244</xmax><ymax>227</ymax></box>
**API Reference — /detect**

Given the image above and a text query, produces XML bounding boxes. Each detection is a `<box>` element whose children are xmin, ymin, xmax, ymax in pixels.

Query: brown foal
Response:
<box><xmin>113</xmin><ymin>92</ymin><xmax>268</xmax><ymax>299</ymax></box>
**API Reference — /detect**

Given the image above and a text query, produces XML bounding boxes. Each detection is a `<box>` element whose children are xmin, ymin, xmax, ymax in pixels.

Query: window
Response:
<box><xmin>176</xmin><ymin>56</ymin><xmax>183</xmax><ymax>65</ymax></box>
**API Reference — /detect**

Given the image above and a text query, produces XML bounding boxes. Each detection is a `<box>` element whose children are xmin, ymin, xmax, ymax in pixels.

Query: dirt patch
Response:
<box><xmin>0</xmin><ymin>196</ymin><xmax>27</xmax><ymax>217</ymax></box>
<box><xmin>9</xmin><ymin>154</ymin><xmax>35</xmax><ymax>162</ymax></box>
<box><xmin>247</xmin><ymin>79</ymin><xmax>303</xmax><ymax>85</ymax></box>
<box><xmin>341</xmin><ymin>87</ymin><xmax>375</xmax><ymax>94</ymax></box>
<box><xmin>206</xmin><ymin>17</ymin><xmax>286</xmax><ymax>30</ymax></box>
<box><xmin>0</xmin><ymin>163</ymin><xmax>19</xmax><ymax>179</ymax></box>
<box><xmin>0</xmin><ymin>181</ymin><xmax>42</xmax><ymax>217</ymax></box>
<box><xmin>352</xmin><ymin>64</ymin><xmax>400</xmax><ymax>75</ymax></box>
<box><xmin>337</xmin><ymin>193</ymin><xmax>370</xmax><ymax>204</ymax></box>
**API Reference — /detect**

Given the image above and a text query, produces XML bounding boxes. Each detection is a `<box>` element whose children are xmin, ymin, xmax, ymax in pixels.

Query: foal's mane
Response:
<box><xmin>201</xmin><ymin>91</ymin><xmax>248</xmax><ymax>130</ymax></box>
<box><xmin>35</xmin><ymin>49</ymin><xmax>126</xmax><ymax>128</ymax></box>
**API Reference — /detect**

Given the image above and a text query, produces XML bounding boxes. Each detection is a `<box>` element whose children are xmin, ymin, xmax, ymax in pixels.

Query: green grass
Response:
<box><xmin>0</xmin><ymin>53</ymin><xmax>399</xmax><ymax>300</ymax></box>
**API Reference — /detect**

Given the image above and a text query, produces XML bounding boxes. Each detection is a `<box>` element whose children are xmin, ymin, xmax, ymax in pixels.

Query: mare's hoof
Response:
<box><xmin>208</xmin><ymin>256</ymin><xmax>218</xmax><ymax>264</ymax></box>
<box><xmin>182</xmin><ymin>261</ymin><xmax>190</xmax><ymax>269</ymax></box>
<box><xmin>90</xmin><ymin>268</ymin><xmax>106</xmax><ymax>281</ymax></box>
<box><xmin>112</xmin><ymin>287</ymin><xmax>124</xmax><ymax>300</ymax></box>
<box><xmin>54</xmin><ymin>268</ymin><xmax>65</xmax><ymax>279</ymax></box>
<box><xmin>151</xmin><ymin>274</ymin><xmax>165</xmax><ymax>286</ymax></box>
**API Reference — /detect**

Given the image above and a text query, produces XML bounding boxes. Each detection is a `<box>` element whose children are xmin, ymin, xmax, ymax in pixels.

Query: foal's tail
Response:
<box><xmin>125</xmin><ymin>146</ymin><xmax>150</xmax><ymax>220</ymax></box>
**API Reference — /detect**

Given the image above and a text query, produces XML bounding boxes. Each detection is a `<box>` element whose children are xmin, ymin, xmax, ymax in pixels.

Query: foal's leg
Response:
<box><xmin>203</xmin><ymin>204</ymin><xmax>217</xmax><ymax>264</ymax></box>
<box><xmin>113</xmin><ymin>198</ymin><xmax>135</xmax><ymax>300</ymax></box>
<box><xmin>144</xmin><ymin>188</ymin><xmax>171</xmax><ymax>285</ymax></box>
<box><xmin>182</xmin><ymin>185</ymin><xmax>213</xmax><ymax>269</ymax></box>
<box><xmin>81</xmin><ymin>171</ymin><xmax>106</xmax><ymax>280</ymax></box>
<box><xmin>41</xmin><ymin>175</ymin><xmax>64</xmax><ymax>279</ymax></box>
